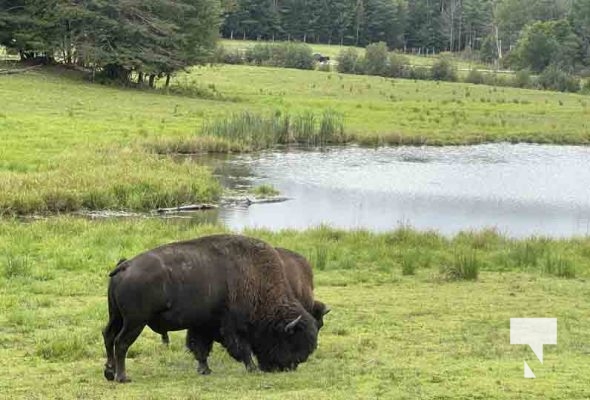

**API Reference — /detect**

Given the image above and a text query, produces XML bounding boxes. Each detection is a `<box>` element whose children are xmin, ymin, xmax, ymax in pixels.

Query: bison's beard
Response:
<box><xmin>250</xmin><ymin>312</ymin><xmax>319</xmax><ymax>372</ymax></box>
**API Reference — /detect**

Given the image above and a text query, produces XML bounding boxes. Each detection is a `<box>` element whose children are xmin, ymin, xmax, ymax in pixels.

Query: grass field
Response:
<box><xmin>2</xmin><ymin>54</ymin><xmax>590</xmax><ymax>398</ymax></box>
<box><xmin>174</xmin><ymin>65</ymin><xmax>589</xmax><ymax>145</ymax></box>
<box><xmin>219</xmin><ymin>39</ymin><xmax>490</xmax><ymax>71</ymax></box>
<box><xmin>1</xmin><ymin>64</ymin><xmax>590</xmax><ymax>215</ymax></box>
<box><xmin>1</xmin><ymin>219</ymin><xmax>590</xmax><ymax>399</ymax></box>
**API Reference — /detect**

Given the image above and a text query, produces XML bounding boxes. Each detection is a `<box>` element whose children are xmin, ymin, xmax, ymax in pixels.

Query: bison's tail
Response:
<box><xmin>108</xmin><ymin>258</ymin><xmax>128</xmax><ymax>277</ymax></box>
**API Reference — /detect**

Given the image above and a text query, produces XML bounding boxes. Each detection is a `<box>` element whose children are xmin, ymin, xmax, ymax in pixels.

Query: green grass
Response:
<box><xmin>2</xmin><ymin>63</ymin><xmax>590</xmax><ymax>215</ymax></box>
<box><xmin>175</xmin><ymin>64</ymin><xmax>590</xmax><ymax>146</ymax></box>
<box><xmin>250</xmin><ymin>184</ymin><xmax>280</xmax><ymax>198</ymax></box>
<box><xmin>1</xmin><ymin>218</ymin><xmax>590</xmax><ymax>398</ymax></box>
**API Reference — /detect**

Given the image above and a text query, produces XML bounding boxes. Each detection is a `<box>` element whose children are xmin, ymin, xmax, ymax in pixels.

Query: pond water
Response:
<box><xmin>193</xmin><ymin>143</ymin><xmax>590</xmax><ymax>238</ymax></box>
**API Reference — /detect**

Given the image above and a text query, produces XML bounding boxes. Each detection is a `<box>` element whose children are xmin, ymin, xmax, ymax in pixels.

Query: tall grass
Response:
<box><xmin>543</xmin><ymin>253</ymin><xmax>576</xmax><ymax>279</ymax></box>
<box><xmin>441</xmin><ymin>250</ymin><xmax>480</xmax><ymax>281</ymax></box>
<box><xmin>313</xmin><ymin>245</ymin><xmax>330</xmax><ymax>271</ymax></box>
<box><xmin>0</xmin><ymin>150</ymin><xmax>222</xmax><ymax>216</ymax></box>
<box><xmin>250</xmin><ymin>184</ymin><xmax>280</xmax><ymax>198</ymax></box>
<box><xmin>201</xmin><ymin>109</ymin><xmax>347</xmax><ymax>150</ymax></box>
<box><xmin>3</xmin><ymin>254</ymin><xmax>32</xmax><ymax>279</ymax></box>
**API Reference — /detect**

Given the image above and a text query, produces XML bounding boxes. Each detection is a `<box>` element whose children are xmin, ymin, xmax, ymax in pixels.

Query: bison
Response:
<box><xmin>275</xmin><ymin>247</ymin><xmax>330</xmax><ymax>329</ymax></box>
<box><xmin>103</xmin><ymin>234</ymin><xmax>321</xmax><ymax>383</ymax></box>
<box><xmin>158</xmin><ymin>247</ymin><xmax>330</xmax><ymax>350</ymax></box>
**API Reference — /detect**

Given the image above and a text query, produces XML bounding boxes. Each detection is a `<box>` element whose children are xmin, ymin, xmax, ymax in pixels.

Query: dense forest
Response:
<box><xmin>222</xmin><ymin>0</ymin><xmax>590</xmax><ymax>70</ymax></box>
<box><xmin>1</xmin><ymin>0</ymin><xmax>590</xmax><ymax>78</ymax></box>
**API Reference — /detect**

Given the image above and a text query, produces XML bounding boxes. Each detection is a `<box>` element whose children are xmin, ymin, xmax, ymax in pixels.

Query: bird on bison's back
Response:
<box><xmin>102</xmin><ymin>234</ymin><xmax>323</xmax><ymax>383</ymax></box>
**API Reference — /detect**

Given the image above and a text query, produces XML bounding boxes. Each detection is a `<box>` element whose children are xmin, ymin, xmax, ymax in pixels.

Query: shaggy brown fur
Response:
<box><xmin>103</xmin><ymin>234</ymin><xmax>318</xmax><ymax>383</ymax></box>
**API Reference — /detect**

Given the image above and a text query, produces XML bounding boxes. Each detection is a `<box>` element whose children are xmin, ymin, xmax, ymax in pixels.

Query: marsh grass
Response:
<box><xmin>400</xmin><ymin>249</ymin><xmax>432</xmax><ymax>275</ymax></box>
<box><xmin>440</xmin><ymin>250</ymin><xmax>480</xmax><ymax>281</ymax></box>
<box><xmin>250</xmin><ymin>184</ymin><xmax>279</xmax><ymax>198</ymax></box>
<box><xmin>201</xmin><ymin>109</ymin><xmax>347</xmax><ymax>150</ymax></box>
<box><xmin>401</xmin><ymin>257</ymin><xmax>417</xmax><ymax>276</ymax></box>
<box><xmin>0</xmin><ymin>150</ymin><xmax>221</xmax><ymax>216</ymax></box>
<box><xmin>314</xmin><ymin>246</ymin><xmax>330</xmax><ymax>271</ymax></box>
<box><xmin>508</xmin><ymin>240</ymin><xmax>546</xmax><ymax>269</ymax></box>
<box><xmin>543</xmin><ymin>253</ymin><xmax>577</xmax><ymax>279</ymax></box>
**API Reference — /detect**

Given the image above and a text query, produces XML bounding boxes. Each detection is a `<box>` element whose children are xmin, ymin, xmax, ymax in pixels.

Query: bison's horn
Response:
<box><xmin>323</xmin><ymin>306</ymin><xmax>331</xmax><ymax>316</ymax></box>
<box><xmin>285</xmin><ymin>315</ymin><xmax>303</xmax><ymax>332</ymax></box>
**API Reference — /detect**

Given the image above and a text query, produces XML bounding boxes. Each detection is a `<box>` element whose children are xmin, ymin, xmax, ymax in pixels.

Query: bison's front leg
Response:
<box><xmin>186</xmin><ymin>328</ymin><xmax>214</xmax><ymax>375</ymax></box>
<box><xmin>161</xmin><ymin>332</ymin><xmax>170</xmax><ymax>346</ymax></box>
<box><xmin>220</xmin><ymin>314</ymin><xmax>257</xmax><ymax>372</ymax></box>
<box><xmin>222</xmin><ymin>335</ymin><xmax>257</xmax><ymax>372</ymax></box>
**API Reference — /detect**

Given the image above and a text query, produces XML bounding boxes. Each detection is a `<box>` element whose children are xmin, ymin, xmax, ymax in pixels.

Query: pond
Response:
<box><xmin>192</xmin><ymin>143</ymin><xmax>590</xmax><ymax>238</ymax></box>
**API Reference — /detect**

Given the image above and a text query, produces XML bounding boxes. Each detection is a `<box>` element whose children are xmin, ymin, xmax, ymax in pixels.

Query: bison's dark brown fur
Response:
<box><xmin>103</xmin><ymin>234</ymin><xmax>319</xmax><ymax>383</ymax></box>
<box><xmin>159</xmin><ymin>247</ymin><xmax>330</xmax><ymax>348</ymax></box>
<box><xmin>275</xmin><ymin>248</ymin><xmax>330</xmax><ymax>329</ymax></box>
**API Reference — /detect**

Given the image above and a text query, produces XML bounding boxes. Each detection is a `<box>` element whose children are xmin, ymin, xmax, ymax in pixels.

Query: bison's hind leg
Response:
<box><xmin>103</xmin><ymin>312</ymin><xmax>123</xmax><ymax>381</ymax></box>
<box><xmin>113</xmin><ymin>320</ymin><xmax>146</xmax><ymax>383</ymax></box>
<box><xmin>186</xmin><ymin>328</ymin><xmax>214</xmax><ymax>375</ymax></box>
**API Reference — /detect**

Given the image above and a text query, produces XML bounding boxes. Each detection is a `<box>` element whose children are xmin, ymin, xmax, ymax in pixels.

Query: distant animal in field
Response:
<box><xmin>158</xmin><ymin>247</ymin><xmax>331</xmax><ymax>345</ymax></box>
<box><xmin>103</xmin><ymin>234</ymin><xmax>322</xmax><ymax>383</ymax></box>
<box><xmin>313</xmin><ymin>53</ymin><xmax>331</xmax><ymax>63</ymax></box>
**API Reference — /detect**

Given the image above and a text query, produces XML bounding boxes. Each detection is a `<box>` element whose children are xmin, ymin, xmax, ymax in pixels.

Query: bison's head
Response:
<box><xmin>251</xmin><ymin>309</ymin><xmax>318</xmax><ymax>372</ymax></box>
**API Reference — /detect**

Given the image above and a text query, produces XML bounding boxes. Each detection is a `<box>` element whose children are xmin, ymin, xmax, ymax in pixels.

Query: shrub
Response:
<box><xmin>406</xmin><ymin>66</ymin><xmax>431</xmax><ymax>80</ymax></box>
<box><xmin>271</xmin><ymin>42</ymin><xmax>315</xmax><ymax>70</ymax></box>
<box><xmin>465</xmin><ymin>69</ymin><xmax>485</xmax><ymax>85</ymax></box>
<box><xmin>537</xmin><ymin>65</ymin><xmax>580</xmax><ymax>92</ymax></box>
<box><xmin>431</xmin><ymin>57</ymin><xmax>458</xmax><ymax>82</ymax></box>
<box><xmin>364</xmin><ymin>42</ymin><xmax>389</xmax><ymax>76</ymax></box>
<box><xmin>513</xmin><ymin>69</ymin><xmax>533</xmax><ymax>88</ymax></box>
<box><xmin>337</xmin><ymin>48</ymin><xmax>363</xmax><ymax>74</ymax></box>
<box><xmin>386</xmin><ymin>52</ymin><xmax>409</xmax><ymax>78</ymax></box>
<box><xmin>245</xmin><ymin>44</ymin><xmax>273</xmax><ymax>65</ymax></box>
<box><xmin>482</xmin><ymin>73</ymin><xmax>511</xmax><ymax>87</ymax></box>
<box><xmin>244</xmin><ymin>43</ymin><xmax>314</xmax><ymax>70</ymax></box>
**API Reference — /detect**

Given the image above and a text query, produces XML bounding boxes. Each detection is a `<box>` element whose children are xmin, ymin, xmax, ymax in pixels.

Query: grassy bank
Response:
<box><xmin>0</xmin><ymin>69</ymin><xmax>230</xmax><ymax>215</ymax></box>
<box><xmin>2</xmin><ymin>65</ymin><xmax>590</xmax><ymax>215</ymax></box>
<box><xmin>1</xmin><ymin>218</ymin><xmax>589</xmax><ymax>398</ymax></box>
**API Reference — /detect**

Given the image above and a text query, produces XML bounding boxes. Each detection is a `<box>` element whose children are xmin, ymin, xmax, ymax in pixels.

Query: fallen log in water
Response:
<box><xmin>155</xmin><ymin>203</ymin><xmax>218</xmax><ymax>214</ymax></box>
<box><xmin>221</xmin><ymin>196</ymin><xmax>291</xmax><ymax>207</ymax></box>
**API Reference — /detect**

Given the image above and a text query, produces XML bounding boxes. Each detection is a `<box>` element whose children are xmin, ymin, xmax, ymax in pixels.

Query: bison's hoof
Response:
<box><xmin>198</xmin><ymin>366</ymin><xmax>212</xmax><ymax>375</ymax></box>
<box><xmin>115</xmin><ymin>375</ymin><xmax>131</xmax><ymax>383</ymax></box>
<box><xmin>104</xmin><ymin>367</ymin><xmax>115</xmax><ymax>381</ymax></box>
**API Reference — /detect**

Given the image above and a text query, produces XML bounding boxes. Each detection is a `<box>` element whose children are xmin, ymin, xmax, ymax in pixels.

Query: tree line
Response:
<box><xmin>221</xmin><ymin>0</ymin><xmax>590</xmax><ymax>72</ymax></box>
<box><xmin>1</xmin><ymin>0</ymin><xmax>590</xmax><ymax>82</ymax></box>
<box><xmin>0</xmin><ymin>0</ymin><xmax>220</xmax><ymax>85</ymax></box>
